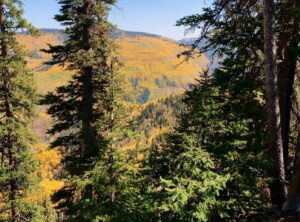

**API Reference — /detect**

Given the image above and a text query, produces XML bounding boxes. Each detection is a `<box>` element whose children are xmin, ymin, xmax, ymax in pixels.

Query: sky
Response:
<box><xmin>23</xmin><ymin>0</ymin><xmax>207</xmax><ymax>40</ymax></box>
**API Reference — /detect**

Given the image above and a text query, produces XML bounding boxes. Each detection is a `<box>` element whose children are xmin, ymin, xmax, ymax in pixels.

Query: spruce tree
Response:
<box><xmin>140</xmin><ymin>0</ymin><xmax>276</xmax><ymax>219</ymax></box>
<box><xmin>0</xmin><ymin>0</ymin><xmax>42</xmax><ymax>221</ymax></box>
<box><xmin>177</xmin><ymin>0</ymin><xmax>300</xmax><ymax>210</ymax></box>
<box><xmin>141</xmin><ymin>68</ymin><xmax>270</xmax><ymax>220</ymax></box>
<box><xmin>142</xmin><ymin>131</ymin><xmax>228</xmax><ymax>221</ymax></box>
<box><xmin>68</xmin><ymin>67</ymin><xmax>143</xmax><ymax>221</ymax></box>
<box><xmin>41</xmin><ymin>0</ymin><xmax>120</xmax><ymax>219</ymax></box>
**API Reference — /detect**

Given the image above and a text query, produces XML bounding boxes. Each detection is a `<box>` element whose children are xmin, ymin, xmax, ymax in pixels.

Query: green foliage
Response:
<box><xmin>142</xmin><ymin>133</ymin><xmax>228</xmax><ymax>221</ymax></box>
<box><xmin>139</xmin><ymin>69</ymin><xmax>270</xmax><ymax>221</ymax></box>
<box><xmin>133</xmin><ymin>95</ymin><xmax>184</xmax><ymax>139</ymax></box>
<box><xmin>41</xmin><ymin>0</ymin><xmax>117</xmax><ymax>161</ymax></box>
<box><xmin>137</xmin><ymin>0</ymin><xmax>274</xmax><ymax>219</ymax></box>
<box><xmin>0</xmin><ymin>1</ymin><xmax>48</xmax><ymax>221</ymax></box>
<box><xmin>169</xmin><ymin>0</ymin><xmax>273</xmax><ymax>219</ymax></box>
<box><xmin>183</xmin><ymin>72</ymin><xmax>270</xmax><ymax>220</ymax></box>
<box><xmin>2</xmin><ymin>0</ymin><xmax>295</xmax><ymax>221</ymax></box>
<box><xmin>40</xmin><ymin>0</ymin><xmax>143</xmax><ymax>220</ymax></box>
<box><xmin>64</xmin><ymin>68</ymin><xmax>143</xmax><ymax>221</ymax></box>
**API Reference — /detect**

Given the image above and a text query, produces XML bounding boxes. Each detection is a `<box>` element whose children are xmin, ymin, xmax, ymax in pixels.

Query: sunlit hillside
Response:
<box><xmin>117</xmin><ymin>36</ymin><xmax>208</xmax><ymax>102</ymax></box>
<box><xmin>16</xmin><ymin>32</ymin><xmax>207</xmax><ymax>213</ymax></box>
<box><xmin>18</xmin><ymin>30</ymin><xmax>208</xmax><ymax>103</ymax></box>
<box><xmin>2</xmin><ymin>0</ymin><xmax>298</xmax><ymax>220</ymax></box>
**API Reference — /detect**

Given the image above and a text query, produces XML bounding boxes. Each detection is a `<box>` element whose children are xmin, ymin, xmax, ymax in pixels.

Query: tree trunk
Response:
<box><xmin>8</xmin><ymin>138</ymin><xmax>19</xmax><ymax>222</ymax></box>
<box><xmin>81</xmin><ymin>0</ymin><xmax>94</xmax><ymax>158</ymax></box>
<box><xmin>264</xmin><ymin>0</ymin><xmax>287</xmax><ymax>207</ymax></box>
<box><xmin>81</xmin><ymin>66</ymin><xmax>94</xmax><ymax>157</ymax></box>
<box><xmin>0</xmin><ymin>0</ymin><xmax>3</xmax><ymax>165</ymax></box>
<box><xmin>277</xmin><ymin>49</ymin><xmax>296</xmax><ymax>177</ymax></box>
<box><xmin>5</xmin><ymin>83</ymin><xmax>19</xmax><ymax>222</ymax></box>
<box><xmin>109</xmin><ymin>64</ymin><xmax>116</xmax><ymax>203</ymax></box>
<box><xmin>277</xmin><ymin>0</ymin><xmax>299</xmax><ymax>177</ymax></box>
<box><xmin>283</xmin><ymin>64</ymin><xmax>300</xmax><ymax>211</ymax></box>
<box><xmin>283</xmin><ymin>130</ymin><xmax>300</xmax><ymax>211</ymax></box>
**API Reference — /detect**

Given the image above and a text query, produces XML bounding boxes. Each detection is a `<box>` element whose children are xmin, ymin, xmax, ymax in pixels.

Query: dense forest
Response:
<box><xmin>0</xmin><ymin>0</ymin><xmax>300</xmax><ymax>221</ymax></box>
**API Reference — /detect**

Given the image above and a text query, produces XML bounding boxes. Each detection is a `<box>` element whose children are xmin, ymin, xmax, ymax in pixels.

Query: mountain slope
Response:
<box><xmin>18</xmin><ymin>29</ymin><xmax>208</xmax><ymax>103</ymax></box>
<box><xmin>15</xmin><ymin>31</ymin><xmax>209</xmax><ymax>215</ymax></box>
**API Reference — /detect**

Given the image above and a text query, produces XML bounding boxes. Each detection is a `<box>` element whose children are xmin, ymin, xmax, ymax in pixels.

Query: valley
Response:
<box><xmin>16</xmin><ymin>29</ymin><xmax>208</xmax><ymax>211</ymax></box>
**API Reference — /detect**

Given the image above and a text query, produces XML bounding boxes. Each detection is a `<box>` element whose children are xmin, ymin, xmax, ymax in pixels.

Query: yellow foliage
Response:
<box><xmin>18</xmin><ymin>33</ymin><xmax>208</xmax><ymax>100</ymax></box>
<box><xmin>18</xmin><ymin>33</ymin><xmax>61</xmax><ymax>59</ymax></box>
<box><xmin>29</xmin><ymin>143</ymin><xmax>64</xmax><ymax>204</ymax></box>
<box><xmin>34</xmin><ymin>143</ymin><xmax>62</xmax><ymax>180</ymax></box>
<box><xmin>136</xmin><ymin>153</ymin><xmax>145</xmax><ymax>161</ymax></box>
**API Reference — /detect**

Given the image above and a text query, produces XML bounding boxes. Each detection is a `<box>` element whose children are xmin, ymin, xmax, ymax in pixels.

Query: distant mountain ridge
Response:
<box><xmin>110</xmin><ymin>29</ymin><xmax>161</xmax><ymax>39</ymax></box>
<box><xmin>21</xmin><ymin>28</ymin><xmax>162</xmax><ymax>40</ymax></box>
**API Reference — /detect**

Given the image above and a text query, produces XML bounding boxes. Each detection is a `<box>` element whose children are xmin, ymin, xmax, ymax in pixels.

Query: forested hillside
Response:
<box><xmin>14</xmin><ymin>10</ymin><xmax>205</xmax><ymax>222</ymax></box>
<box><xmin>1</xmin><ymin>0</ymin><xmax>300</xmax><ymax>221</ymax></box>
<box><xmin>18</xmin><ymin>29</ymin><xmax>208</xmax><ymax>103</ymax></box>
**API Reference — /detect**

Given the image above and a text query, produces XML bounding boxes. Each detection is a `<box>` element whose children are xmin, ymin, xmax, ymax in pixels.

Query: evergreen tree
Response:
<box><xmin>41</xmin><ymin>0</ymin><xmax>123</xmax><ymax>219</ymax></box>
<box><xmin>139</xmin><ymin>0</ymin><xmax>283</xmax><ymax>219</ymax></box>
<box><xmin>177</xmin><ymin>0</ymin><xmax>300</xmax><ymax>210</ymax></box>
<box><xmin>141</xmin><ymin>69</ymin><xmax>270</xmax><ymax>220</ymax></box>
<box><xmin>0</xmin><ymin>0</ymin><xmax>44</xmax><ymax>221</ymax></box>
<box><xmin>68</xmin><ymin>68</ymin><xmax>143</xmax><ymax>221</ymax></box>
<box><xmin>142</xmin><ymin>131</ymin><xmax>228</xmax><ymax>221</ymax></box>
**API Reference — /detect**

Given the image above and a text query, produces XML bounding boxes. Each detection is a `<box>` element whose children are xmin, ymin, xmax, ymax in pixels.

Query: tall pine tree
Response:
<box><xmin>68</xmin><ymin>63</ymin><xmax>143</xmax><ymax>221</ymax></box>
<box><xmin>41</xmin><ymin>0</ymin><xmax>119</xmax><ymax>219</ymax></box>
<box><xmin>0</xmin><ymin>0</ymin><xmax>43</xmax><ymax>221</ymax></box>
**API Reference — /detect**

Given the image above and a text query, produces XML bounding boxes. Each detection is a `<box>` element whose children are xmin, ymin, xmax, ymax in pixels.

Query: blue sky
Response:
<box><xmin>23</xmin><ymin>0</ymin><xmax>207</xmax><ymax>40</ymax></box>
